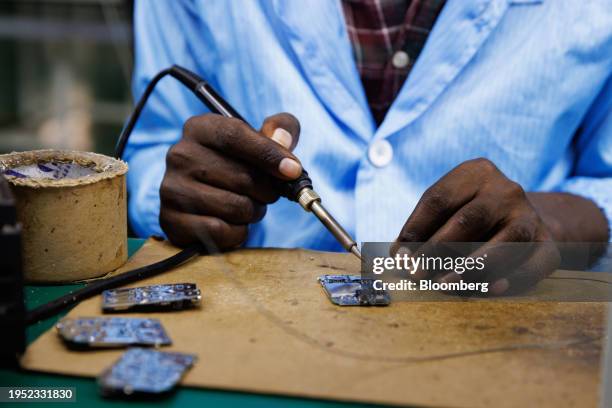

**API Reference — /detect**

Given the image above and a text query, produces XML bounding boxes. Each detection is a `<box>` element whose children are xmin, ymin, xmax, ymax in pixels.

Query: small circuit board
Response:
<box><xmin>98</xmin><ymin>348</ymin><xmax>196</xmax><ymax>396</ymax></box>
<box><xmin>56</xmin><ymin>317</ymin><xmax>171</xmax><ymax>348</ymax></box>
<box><xmin>102</xmin><ymin>283</ymin><xmax>201</xmax><ymax>312</ymax></box>
<box><xmin>318</xmin><ymin>275</ymin><xmax>391</xmax><ymax>306</ymax></box>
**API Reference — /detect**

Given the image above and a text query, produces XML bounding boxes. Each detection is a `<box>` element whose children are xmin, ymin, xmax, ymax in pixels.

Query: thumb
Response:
<box><xmin>260</xmin><ymin>112</ymin><xmax>300</xmax><ymax>151</ymax></box>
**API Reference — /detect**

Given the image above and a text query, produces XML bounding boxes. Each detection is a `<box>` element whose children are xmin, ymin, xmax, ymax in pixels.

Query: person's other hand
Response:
<box><xmin>394</xmin><ymin>158</ymin><xmax>560</xmax><ymax>295</ymax></box>
<box><xmin>160</xmin><ymin>113</ymin><xmax>301</xmax><ymax>249</ymax></box>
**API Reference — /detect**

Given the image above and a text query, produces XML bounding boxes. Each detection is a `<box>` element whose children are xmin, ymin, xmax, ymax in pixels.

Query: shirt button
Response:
<box><xmin>391</xmin><ymin>50</ymin><xmax>410</xmax><ymax>69</ymax></box>
<box><xmin>368</xmin><ymin>140</ymin><xmax>393</xmax><ymax>168</ymax></box>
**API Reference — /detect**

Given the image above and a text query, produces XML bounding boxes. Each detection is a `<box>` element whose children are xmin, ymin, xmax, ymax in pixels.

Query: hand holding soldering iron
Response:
<box><xmin>160</xmin><ymin>112</ymin><xmax>302</xmax><ymax>249</ymax></box>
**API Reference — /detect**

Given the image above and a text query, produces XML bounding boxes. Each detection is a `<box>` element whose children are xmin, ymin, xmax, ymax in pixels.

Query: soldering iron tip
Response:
<box><xmin>350</xmin><ymin>245</ymin><xmax>362</xmax><ymax>260</ymax></box>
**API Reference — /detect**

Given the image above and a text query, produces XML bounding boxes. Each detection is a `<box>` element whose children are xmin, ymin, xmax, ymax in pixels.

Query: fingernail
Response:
<box><xmin>278</xmin><ymin>158</ymin><xmax>302</xmax><ymax>178</ymax></box>
<box><xmin>397</xmin><ymin>246</ymin><xmax>412</xmax><ymax>257</ymax></box>
<box><xmin>490</xmin><ymin>279</ymin><xmax>509</xmax><ymax>295</ymax></box>
<box><xmin>271</xmin><ymin>128</ymin><xmax>292</xmax><ymax>149</ymax></box>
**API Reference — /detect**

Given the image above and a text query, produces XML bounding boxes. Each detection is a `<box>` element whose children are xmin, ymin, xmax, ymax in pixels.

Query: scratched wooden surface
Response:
<box><xmin>22</xmin><ymin>240</ymin><xmax>609</xmax><ymax>407</ymax></box>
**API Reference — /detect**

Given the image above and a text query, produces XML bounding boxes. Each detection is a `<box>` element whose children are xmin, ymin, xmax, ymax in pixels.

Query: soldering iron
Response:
<box><xmin>115</xmin><ymin>65</ymin><xmax>362</xmax><ymax>260</ymax></box>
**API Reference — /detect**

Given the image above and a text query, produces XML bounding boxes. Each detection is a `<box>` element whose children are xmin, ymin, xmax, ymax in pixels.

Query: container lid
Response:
<box><xmin>0</xmin><ymin>150</ymin><xmax>128</xmax><ymax>188</ymax></box>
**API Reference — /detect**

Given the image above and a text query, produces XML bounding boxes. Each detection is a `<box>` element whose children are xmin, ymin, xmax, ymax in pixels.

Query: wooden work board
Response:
<box><xmin>21</xmin><ymin>239</ymin><xmax>610</xmax><ymax>407</ymax></box>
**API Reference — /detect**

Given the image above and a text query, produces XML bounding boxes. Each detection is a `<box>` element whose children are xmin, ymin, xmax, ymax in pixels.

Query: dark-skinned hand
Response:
<box><xmin>394</xmin><ymin>158</ymin><xmax>608</xmax><ymax>295</ymax></box>
<box><xmin>160</xmin><ymin>112</ymin><xmax>301</xmax><ymax>249</ymax></box>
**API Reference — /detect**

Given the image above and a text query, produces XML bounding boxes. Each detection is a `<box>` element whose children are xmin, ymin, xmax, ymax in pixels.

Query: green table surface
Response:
<box><xmin>0</xmin><ymin>239</ymin><xmax>381</xmax><ymax>408</ymax></box>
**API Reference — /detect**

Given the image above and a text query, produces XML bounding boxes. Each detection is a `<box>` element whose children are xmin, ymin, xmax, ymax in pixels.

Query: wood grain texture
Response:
<box><xmin>21</xmin><ymin>240</ymin><xmax>608</xmax><ymax>407</ymax></box>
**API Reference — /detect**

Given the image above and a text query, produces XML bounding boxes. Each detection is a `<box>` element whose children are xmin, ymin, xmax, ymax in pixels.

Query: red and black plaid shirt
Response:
<box><xmin>342</xmin><ymin>0</ymin><xmax>447</xmax><ymax>125</ymax></box>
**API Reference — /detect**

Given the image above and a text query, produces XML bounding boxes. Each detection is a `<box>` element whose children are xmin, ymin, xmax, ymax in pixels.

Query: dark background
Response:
<box><xmin>0</xmin><ymin>0</ymin><xmax>133</xmax><ymax>156</ymax></box>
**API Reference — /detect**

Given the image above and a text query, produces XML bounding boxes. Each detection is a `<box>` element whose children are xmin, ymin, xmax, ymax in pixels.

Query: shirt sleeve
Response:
<box><xmin>125</xmin><ymin>0</ymin><xmax>207</xmax><ymax>237</ymax></box>
<box><xmin>557</xmin><ymin>74</ymin><xmax>612</xmax><ymax>241</ymax></box>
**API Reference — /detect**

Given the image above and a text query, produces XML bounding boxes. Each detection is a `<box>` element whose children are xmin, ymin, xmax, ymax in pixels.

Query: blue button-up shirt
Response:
<box><xmin>125</xmin><ymin>0</ymin><xmax>612</xmax><ymax>249</ymax></box>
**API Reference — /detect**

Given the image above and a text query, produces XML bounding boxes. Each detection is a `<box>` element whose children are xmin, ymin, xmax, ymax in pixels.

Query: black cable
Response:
<box><xmin>26</xmin><ymin>243</ymin><xmax>203</xmax><ymax>325</ymax></box>
<box><xmin>114</xmin><ymin>65</ymin><xmax>235</xmax><ymax>158</ymax></box>
<box><xmin>114</xmin><ymin>68</ymin><xmax>172</xmax><ymax>159</ymax></box>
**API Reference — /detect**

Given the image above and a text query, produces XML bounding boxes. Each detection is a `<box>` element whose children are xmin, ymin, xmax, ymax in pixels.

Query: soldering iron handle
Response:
<box><xmin>169</xmin><ymin>65</ymin><xmax>245</xmax><ymax>121</ymax></box>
